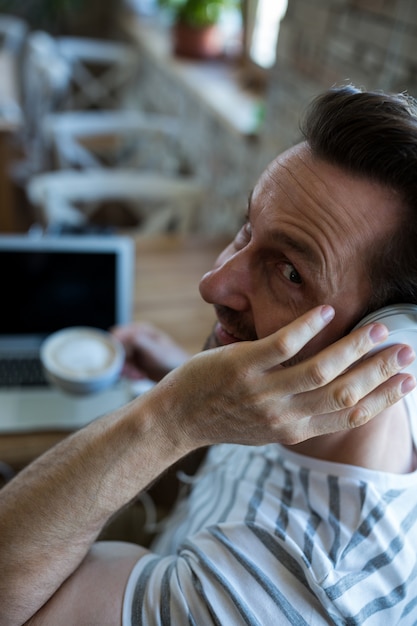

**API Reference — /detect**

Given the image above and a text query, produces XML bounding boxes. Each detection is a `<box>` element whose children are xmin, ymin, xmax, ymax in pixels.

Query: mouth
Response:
<box><xmin>208</xmin><ymin>305</ymin><xmax>257</xmax><ymax>348</ymax></box>
<box><xmin>214</xmin><ymin>321</ymin><xmax>245</xmax><ymax>346</ymax></box>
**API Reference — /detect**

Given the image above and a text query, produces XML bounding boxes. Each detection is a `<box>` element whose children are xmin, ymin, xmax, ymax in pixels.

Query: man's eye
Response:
<box><xmin>281</xmin><ymin>263</ymin><xmax>302</xmax><ymax>284</ymax></box>
<box><xmin>234</xmin><ymin>222</ymin><xmax>251</xmax><ymax>249</ymax></box>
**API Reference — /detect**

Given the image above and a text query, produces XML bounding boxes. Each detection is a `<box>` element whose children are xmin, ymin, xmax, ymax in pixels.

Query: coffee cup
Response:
<box><xmin>40</xmin><ymin>327</ymin><xmax>125</xmax><ymax>395</ymax></box>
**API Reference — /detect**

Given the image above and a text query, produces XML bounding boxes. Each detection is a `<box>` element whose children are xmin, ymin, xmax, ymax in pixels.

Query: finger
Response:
<box><xmin>292</xmin><ymin>343</ymin><xmax>415</xmax><ymax>418</ymax></box>
<box><xmin>248</xmin><ymin>305</ymin><xmax>335</xmax><ymax>368</ymax></box>
<box><xmin>305</xmin><ymin>372</ymin><xmax>416</xmax><ymax>438</ymax></box>
<box><xmin>286</xmin><ymin>322</ymin><xmax>390</xmax><ymax>394</ymax></box>
<box><xmin>121</xmin><ymin>363</ymin><xmax>144</xmax><ymax>379</ymax></box>
<box><xmin>112</xmin><ymin>322</ymin><xmax>152</xmax><ymax>342</ymax></box>
<box><xmin>346</xmin><ymin>371</ymin><xmax>416</xmax><ymax>429</ymax></box>
<box><xmin>330</xmin><ymin>343</ymin><xmax>415</xmax><ymax>412</ymax></box>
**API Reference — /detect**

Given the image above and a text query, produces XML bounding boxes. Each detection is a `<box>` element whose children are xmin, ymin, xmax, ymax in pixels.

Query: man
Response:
<box><xmin>1</xmin><ymin>85</ymin><xmax>417</xmax><ymax>625</ymax></box>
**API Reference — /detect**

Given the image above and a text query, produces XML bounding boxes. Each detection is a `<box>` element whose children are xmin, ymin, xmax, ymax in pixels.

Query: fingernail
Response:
<box><xmin>397</xmin><ymin>346</ymin><xmax>415</xmax><ymax>367</ymax></box>
<box><xmin>321</xmin><ymin>305</ymin><xmax>334</xmax><ymax>323</ymax></box>
<box><xmin>401</xmin><ymin>376</ymin><xmax>416</xmax><ymax>394</ymax></box>
<box><xmin>369</xmin><ymin>323</ymin><xmax>388</xmax><ymax>344</ymax></box>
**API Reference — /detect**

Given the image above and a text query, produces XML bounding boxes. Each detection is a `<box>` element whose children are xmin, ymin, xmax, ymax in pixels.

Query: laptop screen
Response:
<box><xmin>0</xmin><ymin>234</ymin><xmax>134</xmax><ymax>341</ymax></box>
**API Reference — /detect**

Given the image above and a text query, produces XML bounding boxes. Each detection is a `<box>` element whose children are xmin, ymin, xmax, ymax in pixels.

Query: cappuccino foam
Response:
<box><xmin>52</xmin><ymin>336</ymin><xmax>113</xmax><ymax>378</ymax></box>
<box><xmin>46</xmin><ymin>331</ymin><xmax>117</xmax><ymax>379</ymax></box>
<box><xmin>41</xmin><ymin>327</ymin><xmax>125</xmax><ymax>394</ymax></box>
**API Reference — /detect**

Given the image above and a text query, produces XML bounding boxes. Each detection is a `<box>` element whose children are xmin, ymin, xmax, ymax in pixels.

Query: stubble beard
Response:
<box><xmin>202</xmin><ymin>326</ymin><xmax>221</xmax><ymax>351</ymax></box>
<box><xmin>201</xmin><ymin>306</ymin><xmax>312</xmax><ymax>368</ymax></box>
<box><xmin>202</xmin><ymin>305</ymin><xmax>258</xmax><ymax>352</ymax></box>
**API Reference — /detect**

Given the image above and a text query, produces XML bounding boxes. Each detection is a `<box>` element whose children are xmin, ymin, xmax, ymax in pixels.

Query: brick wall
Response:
<box><xmin>262</xmin><ymin>0</ymin><xmax>417</xmax><ymax>161</ymax></box>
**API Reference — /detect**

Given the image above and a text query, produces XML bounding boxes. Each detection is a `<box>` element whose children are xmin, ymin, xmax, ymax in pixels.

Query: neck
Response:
<box><xmin>287</xmin><ymin>400</ymin><xmax>416</xmax><ymax>474</ymax></box>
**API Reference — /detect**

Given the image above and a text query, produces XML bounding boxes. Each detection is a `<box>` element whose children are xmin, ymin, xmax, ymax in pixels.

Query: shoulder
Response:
<box><xmin>130</xmin><ymin>444</ymin><xmax>417</xmax><ymax>625</ymax></box>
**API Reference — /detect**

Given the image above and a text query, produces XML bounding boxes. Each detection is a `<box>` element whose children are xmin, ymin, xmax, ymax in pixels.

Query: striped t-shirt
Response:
<box><xmin>123</xmin><ymin>396</ymin><xmax>417</xmax><ymax>625</ymax></box>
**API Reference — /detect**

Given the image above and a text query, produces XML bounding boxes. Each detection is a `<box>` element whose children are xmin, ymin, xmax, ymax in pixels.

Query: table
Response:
<box><xmin>0</xmin><ymin>233</ymin><xmax>230</xmax><ymax>470</ymax></box>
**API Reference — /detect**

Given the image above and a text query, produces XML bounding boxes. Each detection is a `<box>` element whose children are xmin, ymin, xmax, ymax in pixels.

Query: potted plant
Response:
<box><xmin>158</xmin><ymin>0</ymin><xmax>239</xmax><ymax>59</ymax></box>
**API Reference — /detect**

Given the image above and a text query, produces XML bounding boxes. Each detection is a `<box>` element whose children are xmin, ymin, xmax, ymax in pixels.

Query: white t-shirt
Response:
<box><xmin>123</xmin><ymin>395</ymin><xmax>417</xmax><ymax>625</ymax></box>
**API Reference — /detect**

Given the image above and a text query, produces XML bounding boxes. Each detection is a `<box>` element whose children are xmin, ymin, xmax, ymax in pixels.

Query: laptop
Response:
<box><xmin>0</xmin><ymin>233</ymin><xmax>135</xmax><ymax>433</ymax></box>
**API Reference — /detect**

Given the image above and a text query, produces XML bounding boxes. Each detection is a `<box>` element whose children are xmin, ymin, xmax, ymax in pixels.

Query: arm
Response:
<box><xmin>0</xmin><ymin>305</ymin><xmax>414</xmax><ymax>625</ymax></box>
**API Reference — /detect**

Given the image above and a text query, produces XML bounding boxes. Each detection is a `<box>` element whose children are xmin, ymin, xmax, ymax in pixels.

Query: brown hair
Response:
<box><xmin>300</xmin><ymin>84</ymin><xmax>417</xmax><ymax>313</ymax></box>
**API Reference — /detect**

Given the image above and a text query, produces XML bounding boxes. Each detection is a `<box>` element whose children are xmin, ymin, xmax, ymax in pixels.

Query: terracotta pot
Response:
<box><xmin>172</xmin><ymin>22</ymin><xmax>223</xmax><ymax>59</ymax></box>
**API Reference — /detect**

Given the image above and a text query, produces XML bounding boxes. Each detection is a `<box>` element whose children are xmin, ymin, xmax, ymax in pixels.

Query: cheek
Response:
<box><xmin>254</xmin><ymin>301</ymin><xmax>301</xmax><ymax>341</ymax></box>
<box><xmin>292</xmin><ymin>309</ymin><xmax>361</xmax><ymax>364</ymax></box>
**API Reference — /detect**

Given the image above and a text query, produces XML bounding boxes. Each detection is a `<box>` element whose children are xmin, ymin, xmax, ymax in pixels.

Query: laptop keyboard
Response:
<box><xmin>0</xmin><ymin>357</ymin><xmax>48</xmax><ymax>387</ymax></box>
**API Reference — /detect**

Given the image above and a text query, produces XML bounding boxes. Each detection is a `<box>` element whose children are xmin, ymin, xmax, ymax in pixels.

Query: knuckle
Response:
<box><xmin>274</xmin><ymin>334</ymin><xmax>294</xmax><ymax>358</ymax></box>
<box><xmin>347</xmin><ymin>406</ymin><xmax>370</xmax><ymax>428</ymax></box>
<box><xmin>307</xmin><ymin>361</ymin><xmax>330</xmax><ymax>388</ymax></box>
<box><xmin>377</xmin><ymin>359</ymin><xmax>394</xmax><ymax>379</ymax></box>
<box><xmin>333</xmin><ymin>384</ymin><xmax>360</xmax><ymax>409</ymax></box>
<box><xmin>279</xmin><ymin>431</ymin><xmax>301</xmax><ymax>445</ymax></box>
<box><xmin>383</xmin><ymin>384</ymin><xmax>404</xmax><ymax>406</ymax></box>
<box><xmin>392</xmin><ymin>385</ymin><xmax>405</xmax><ymax>402</ymax></box>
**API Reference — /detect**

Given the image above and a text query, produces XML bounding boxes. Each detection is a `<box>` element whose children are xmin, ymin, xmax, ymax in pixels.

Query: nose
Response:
<box><xmin>199</xmin><ymin>245</ymin><xmax>252</xmax><ymax>311</ymax></box>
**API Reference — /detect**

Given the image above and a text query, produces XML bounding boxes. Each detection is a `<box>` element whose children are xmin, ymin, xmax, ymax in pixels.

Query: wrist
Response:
<box><xmin>127</xmin><ymin>384</ymin><xmax>196</xmax><ymax>467</ymax></box>
<box><xmin>140</xmin><ymin>370</ymin><xmax>206</xmax><ymax>457</ymax></box>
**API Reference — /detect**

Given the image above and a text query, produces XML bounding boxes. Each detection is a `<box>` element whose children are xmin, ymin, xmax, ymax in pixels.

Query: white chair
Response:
<box><xmin>21</xmin><ymin>34</ymin><xmax>138</xmax><ymax>119</ymax></box>
<box><xmin>26</xmin><ymin>169</ymin><xmax>204</xmax><ymax>234</ymax></box>
<box><xmin>0</xmin><ymin>15</ymin><xmax>28</xmax><ymax>53</ymax></box>
<box><xmin>22</xmin><ymin>33</ymin><xmax>202</xmax><ymax>234</ymax></box>
<box><xmin>54</xmin><ymin>36</ymin><xmax>139</xmax><ymax>110</ymax></box>
<box><xmin>18</xmin><ymin>31</ymin><xmax>72</xmax><ymax>176</ymax></box>
<box><xmin>19</xmin><ymin>32</ymin><xmax>181</xmax><ymax>175</ymax></box>
<box><xmin>41</xmin><ymin>109</ymin><xmax>187</xmax><ymax>174</ymax></box>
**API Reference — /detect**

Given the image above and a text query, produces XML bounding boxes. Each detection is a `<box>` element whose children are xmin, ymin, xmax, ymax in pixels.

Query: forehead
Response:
<box><xmin>251</xmin><ymin>142</ymin><xmax>401</xmax><ymax>254</ymax></box>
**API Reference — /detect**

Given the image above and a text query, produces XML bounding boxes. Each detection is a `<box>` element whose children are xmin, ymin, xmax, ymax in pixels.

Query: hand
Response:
<box><xmin>111</xmin><ymin>322</ymin><xmax>191</xmax><ymax>382</ymax></box>
<box><xmin>155</xmin><ymin>305</ymin><xmax>416</xmax><ymax>449</ymax></box>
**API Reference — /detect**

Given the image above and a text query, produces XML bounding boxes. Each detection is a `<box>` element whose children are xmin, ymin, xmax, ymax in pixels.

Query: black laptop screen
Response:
<box><xmin>2</xmin><ymin>250</ymin><xmax>117</xmax><ymax>335</ymax></box>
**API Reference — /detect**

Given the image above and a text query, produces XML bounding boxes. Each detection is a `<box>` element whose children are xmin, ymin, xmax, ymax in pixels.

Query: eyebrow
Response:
<box><xmin>246</xmin><ymin>191</ymin><xmax>321</xmax><ymax>268</ymax></box>
<box><xmin>271</xmin><ymin>232</ymin><xmax>320</xmax><ymax>268</ymax></box>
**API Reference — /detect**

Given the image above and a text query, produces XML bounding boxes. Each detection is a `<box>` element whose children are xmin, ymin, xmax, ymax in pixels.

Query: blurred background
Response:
<box><xmin>0</xmin><ymin>0</ymin><xmax>415</xmax><ymax>237</ymax></box>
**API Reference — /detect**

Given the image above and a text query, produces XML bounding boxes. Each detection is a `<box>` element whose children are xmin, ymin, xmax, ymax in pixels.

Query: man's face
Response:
<box><xmin>199</xmin><ymin>142</ymin><xmax>403</xmax><ymax>361</ymax></box>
